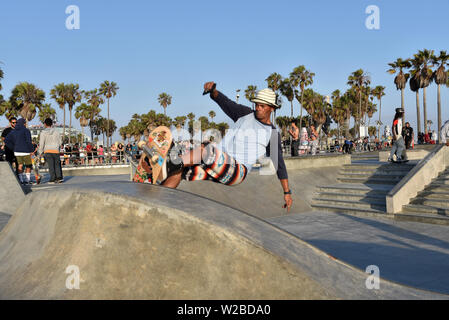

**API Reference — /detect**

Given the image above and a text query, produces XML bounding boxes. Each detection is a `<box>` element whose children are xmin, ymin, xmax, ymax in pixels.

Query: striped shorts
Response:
<box><xmin>182</xmin><ymin>144</ymin><xmax>247</xmax><ymax>186</ymax></box>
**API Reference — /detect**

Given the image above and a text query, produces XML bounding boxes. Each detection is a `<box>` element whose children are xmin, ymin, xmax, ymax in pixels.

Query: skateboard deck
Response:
<box><xmin>133</xmin><ymin>126</ymin><xmax>173</xmax><ymax>184</ymax></box>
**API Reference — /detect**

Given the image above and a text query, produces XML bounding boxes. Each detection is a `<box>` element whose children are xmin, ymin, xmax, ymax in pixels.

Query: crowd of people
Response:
<box><xmin>0</xmin><ymin>116</ymin><xmax>137</xmax><ymax>185</ymax></box>
<box><xmin>282</xmin><ymin>116</ymin><xmax>439</xmax><ymax>157</ymax></box>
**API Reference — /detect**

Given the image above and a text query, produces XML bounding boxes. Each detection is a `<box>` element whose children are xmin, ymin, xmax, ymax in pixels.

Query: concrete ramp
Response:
<box><xmin>0</xmin><ymin>181</ymin><xmax>445</xmax><ymax>299</ymax></box>
<box><xmin>0</xmin><ymin>162</ymin><xmax>25</xmax><ymax>216</ymax></box>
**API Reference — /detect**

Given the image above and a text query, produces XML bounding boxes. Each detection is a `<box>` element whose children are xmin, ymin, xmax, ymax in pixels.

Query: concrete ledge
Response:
<box><xmin>379</xmin><ymin>149</ymin><xmax>429</xmax><ymax>162</ymax></box>
<box><xmin>386</xmin><ymin>145</ymin><xmax>447</xmax><ymax>214</ymax></box>
<box><xmin>0</xmin><ymin>162</ymin><xmax>25</xmax><ymax>216</ymax></box>
<box><xmin>284</xmin><ymin>154</ymin><xmax>351</xmax><ymax>170</ymax></box>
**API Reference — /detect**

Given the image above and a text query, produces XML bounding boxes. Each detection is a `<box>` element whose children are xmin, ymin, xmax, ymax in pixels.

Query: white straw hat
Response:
<box><xmin>250</xmin><ymin>88</ymin><xmax>280</xmax><ymax>109</ymax></box>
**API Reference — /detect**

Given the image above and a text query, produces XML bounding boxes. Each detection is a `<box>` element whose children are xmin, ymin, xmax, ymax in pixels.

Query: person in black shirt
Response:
<box><xmin>403</xmin><ymin>122</ymin><xmax>413</xmax><ymax>149</ymax></box>
<box><xmin>1</xmin><ymin>117</ymin><xmax>18</xmax><ymax>169</ymax></box>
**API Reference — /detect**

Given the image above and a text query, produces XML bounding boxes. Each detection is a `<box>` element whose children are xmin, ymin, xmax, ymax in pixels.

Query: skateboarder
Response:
<box><xmin>388</xmin><ymin>108</ymin><xmax>408</xmax><ymax>163</ymax></box>
<box><xmin>161</xmin><ymin>82</ymin><xmax>293</xmax><ymax>212</ymax></box>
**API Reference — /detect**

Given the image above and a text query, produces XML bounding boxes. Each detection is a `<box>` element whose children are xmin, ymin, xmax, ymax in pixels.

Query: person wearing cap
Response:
<box><xmin>388</xmin><ymin>108</ymin><xmax>408</xmax><ymax>162</ymax></box>
<box><xmin>4</xmin><ymin>118</ymin><xmax>35</xmax><ymax>184</ymax></box>
<box><xmin>160</xmin><ymin>82</ymin><xmax>293</xmax><ymax>212</ymax></box>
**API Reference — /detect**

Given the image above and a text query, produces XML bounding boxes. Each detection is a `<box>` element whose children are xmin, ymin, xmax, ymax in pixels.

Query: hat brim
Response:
<box><xmin>251</xmin><ymin>98</ymin><xmax>279</xmax><ymax>109</ymax></box>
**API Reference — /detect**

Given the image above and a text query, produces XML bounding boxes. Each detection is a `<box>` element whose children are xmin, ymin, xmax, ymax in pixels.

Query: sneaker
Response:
<box><xmin>56</xmin><ymin>179</ymin><xmax>64</xmax><ymax>184</ymax></box>
<box><xmin>160</xmin><ymin>151</ymin><xmax>184</xmax><ymax>182</ymax></box>
<box><xmin>48</xmin><ymin>181</ymin><xmax>56</xmax><ymax>184</ymax></box>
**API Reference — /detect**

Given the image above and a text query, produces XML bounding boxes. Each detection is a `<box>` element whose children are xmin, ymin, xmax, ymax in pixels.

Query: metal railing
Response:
<box><xmin>38</xmin><ymin>151</ymin><xmax>139</xmax><ymax>169</ymax></box>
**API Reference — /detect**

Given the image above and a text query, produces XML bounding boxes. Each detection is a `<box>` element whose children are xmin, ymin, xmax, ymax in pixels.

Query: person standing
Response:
<box><xmin>38</xmin><ymin>118</ymin><xmax>63</xmax><ymax>184</ymax></box>
<box><xmin>388</xmin><ymin>108</ymin><xmax>408</xmax><ymax>162</ymax></box>
<box><xmin>403</xmin><ymin>122</ymin><xmax>413</xmax><ymax>149</ymax></box>
<box><xmin>288</xmin><ymin>121</ymin><xmax>300</xmax><ymax>157</ymax></box>
<box><xmin>309</xmin><ymin>124</ymin><xmax>319</xmax><ymax>155</ymax></box>
<box><xmin>440</xmin><ymin>120</ymin><xmax>449</xmax><ymax>146</ymax></box>
<box><xmin>5</xmin><ymin>118</ymin><xmax>34</xmax><ymax>184</ymax></box>
<box><xmin>1</xmin><ymin>117</ymin><xmax>18</xmax><ymax>170</ymax></box>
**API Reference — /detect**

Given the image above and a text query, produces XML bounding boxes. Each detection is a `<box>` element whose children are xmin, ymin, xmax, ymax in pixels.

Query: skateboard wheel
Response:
<box><xmin>151</xmin><ymin>155</ymin><xmax>159</xmax><ymax>163</ymax></box>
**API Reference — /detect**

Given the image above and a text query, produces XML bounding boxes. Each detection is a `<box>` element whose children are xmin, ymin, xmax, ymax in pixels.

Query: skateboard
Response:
<box><xmin>133</xmin><ymin>126</ymin><xmax>173</xmax><ymax>184</ymax></box>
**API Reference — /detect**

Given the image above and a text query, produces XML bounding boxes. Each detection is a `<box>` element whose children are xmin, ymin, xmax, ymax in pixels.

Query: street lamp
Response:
<box><xmin>236</xmin><ymin>89</ymin><xmax>240</xmax><ymax>103</ymax></box>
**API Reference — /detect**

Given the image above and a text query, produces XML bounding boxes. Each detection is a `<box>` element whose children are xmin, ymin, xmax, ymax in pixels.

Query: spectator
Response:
<box><xmin>131</xmin><ymin>142</ymin><xmax>138</xmax><ymax>158</ymax></box>
<box><xmin>111</xmin><ymin>143</ymin><xmax>118</xmax><ymax>163</ymax></box>
<box><xmin>5</xmin><ymin>118</ymin><xmax>34</xmax><ymax>184</ymax></box>
<box><xmin>403</xmin><ymin>122</ymin><xmax>414</xmax><ymax>149</ymax></box>
<box><xmin>85</xmin><ymin>142</ymin><xmax>93</xmax><ymax>165</ymax></box>
<box><xmin>388</xmin><ymin>108</ymin><xmax>408</xmax><ymax>162</ymax></box>
<box><xmin>309</xmin><ymin>124</ymin><xmax>319</xmax><ymax>155</ymax></box>
<box><xmin>38</xmin><ymin>118</ymin><xmax>63</xmax><ymax>184</ymax></box>
<box><xmin>1</xmin><ymin>117</ymin><xmax>18</xmax><ymax>170</ymax></box>
<box><xmin>97</xmin><ymin>145</ymin><xmax>104</xmax><ymax>164</ymax></box>
<box><xmin>117</xmin><ymin>143</ymin><xmax>125</xmax><ymax>162</ymax></box>
<box><xmin>64</xmin><ymin>144</ymin><xmax>72</xmax><ymax>166</ymax></box>
<box><xmin>288</xmin><ymin>121</ymin><xmax>299</xmax><ymax>157</ymax></box>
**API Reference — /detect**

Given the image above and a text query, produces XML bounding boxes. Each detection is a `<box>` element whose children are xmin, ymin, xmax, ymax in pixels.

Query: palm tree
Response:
<box><xmin>244</xmin><ymin>85</ymin><xmax>257</xmax><ymax>109</ymax></box>
<box><xmin>415</xmin><ymin>49</ymin><xmax>435</xmax><ymax>134</ymax></box>
<box><xmin>0</xmin><ymin>101</ymin><xmax>18</xmax><ymax>120</ymax></box>
<box><xmin>387</xmin><ymin>58</ymin><xmax>411</xmax><ymax>124</ymax></box>
<box><xmin>64</xmin><ymin>83</ymin><xmax>82</xmax><ymax>144</ymax></box>
<box><xmin>38</xmin><ymin>103</ymin><xmax>56</xmax><ymax>124</ymax></box>
<box><xmin>10</xmin><ymin>82</ymin><xmax>45</xmax><ymax>121</ymax></box>
<box><xmin>371</xmin><ymin>86</ymin><xmax>385</xmax><ymax>138</ymax></box>
<box><xmin>50</xmin><ymin>83</ymin><xmax>68</xmax><ymax>141</ymax></box>
<box><xmin>291</xmin><ymin>66</ymin><xmax>315</xmax><ymax>134</ymax></box>
<box><xmin>347</xmin><ymin>69</ymin><xmax>371</xmax><ymax>138</ymax></box>
<box><xmin>0</xmin><ymin>65</ymin><xmax>3</xmax><ymax>91</ymax></box>
<box><xmin>432</xmin><ymin>51</ymin><xmax>449</xmax><ymax>139</ymax></box>
<box><xmin>265</xmin><ymin>73</ymin><xmax>283</xmax><ymax>93</ymax></box>
<box><xmin>275</xmin><ymin>116</ymin><xmax>291</xmax><ymax>140</ymax></box>
<box><xmin>158</xmin><ymin>93</ymin><xmax>172</xmax><ymax>116</ymax></box>
<box><xmin>75</xmin><ymin>103</ymin><xmax>91</xmax><ymax>144</ymax></box>
<box><xmin>208</xmin><ymin>110</ymin><xmax>216</xmax><ymax>122</ymax></box>
<box><xmin>99</xmin><ymin>80</ymin><xmax>119</xmax><ymax>149</ymax></box>
<box><xmin>76</xmin><ymin>102</ymin><xmax>102</xmax><ymax>142</ymax></box>
<box><xmin>409</xmin><ymin>56</ymin><xmax>423</xmax><ymax>134</ymax></box>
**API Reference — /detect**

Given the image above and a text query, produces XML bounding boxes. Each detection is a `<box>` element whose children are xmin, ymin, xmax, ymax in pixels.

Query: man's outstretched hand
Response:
<box><xmin>283</xmin><ymin>194</ymin><xmax>293</xmax><ymax>213</ymax></box>
<box><xmin>203</xmin><ymin>82</ymin><xmax>217</xmax><ymax>97</ymax></box>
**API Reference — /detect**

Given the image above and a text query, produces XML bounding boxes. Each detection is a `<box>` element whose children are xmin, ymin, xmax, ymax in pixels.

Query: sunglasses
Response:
<box><xmin>11</xmin><ymin>121</ymin><xmax>17</xmax><ymax>124</ymax></box>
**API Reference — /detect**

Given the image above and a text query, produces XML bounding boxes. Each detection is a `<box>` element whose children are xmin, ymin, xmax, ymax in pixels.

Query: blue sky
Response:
<box><xmin>0</xmin><ymin>0</ymin><xmax>448</xmax><ymax>140</ymax></box>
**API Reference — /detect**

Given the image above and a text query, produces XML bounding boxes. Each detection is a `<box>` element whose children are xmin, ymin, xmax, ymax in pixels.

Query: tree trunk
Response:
<box><xmin>299</xmin><ymin>92</ymin><xmax>304</xmax><ymax>133</ymax></box>
<box><xmin>290</xmin><ymin>100</ymin><xmax>293</xmax><ymax>118</ymax></box>
<box><xmin>438</xmin><ymin>84</ymin><xmax>442</xmax><ymax>142</ymax></box>
<box><xmin>69</xmin><ymin>107</ymin><xmax>72</xmax><ymax>145</ymax></box>
<box><xmin>107</xmin><ymin>98</ymin><xmax>110</xmax><ymax>151</ymax></box>
<box><xmin>401</xmin><ymin>88</ymin><xmax>405</xmax><ymax>125</ymax></box>
<box><xmin>415</xmin><ymin>90</ymin><xmax>421</xmax><ymax>135</ymax></box>
<box><xmin>423</xmin><ymin>87</ymin><xmax>428</xmax><ymax>134</ymax></box>
<box><xmin>63</xmin><ymin>106</ymin><xmax>66</xmax><ymax>144</ymax></box>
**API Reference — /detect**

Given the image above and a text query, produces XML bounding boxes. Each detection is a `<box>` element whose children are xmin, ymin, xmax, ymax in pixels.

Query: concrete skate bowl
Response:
<box><xmin>0</xmin><ymin>182</ymin><xmax>445</xmax><ymax>299</ymax></box>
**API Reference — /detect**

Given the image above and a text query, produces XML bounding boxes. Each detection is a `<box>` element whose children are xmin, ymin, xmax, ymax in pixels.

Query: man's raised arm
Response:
<box><xmin>204</xmin><ymin>82</ymin><xmax>252</xmax><ymax>122</ymax></box>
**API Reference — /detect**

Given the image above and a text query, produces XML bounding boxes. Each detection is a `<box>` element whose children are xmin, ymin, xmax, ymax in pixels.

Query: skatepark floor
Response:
<box><xmin>3</xmin><ymin>171</ymin><xmax>449</xmax><ymax>296</ymax></box>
